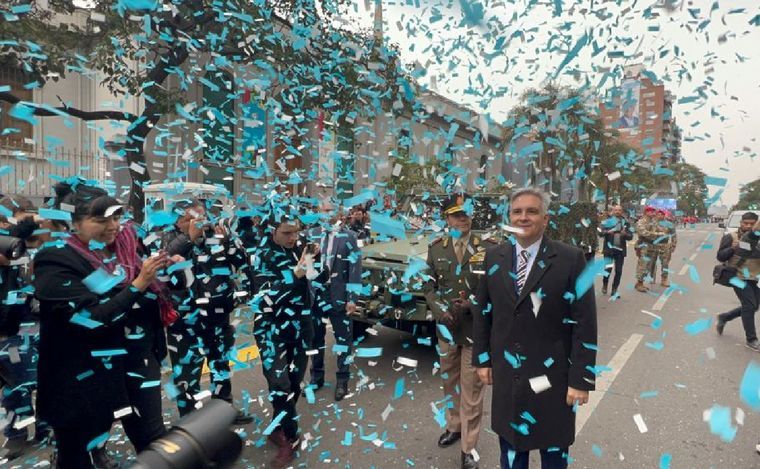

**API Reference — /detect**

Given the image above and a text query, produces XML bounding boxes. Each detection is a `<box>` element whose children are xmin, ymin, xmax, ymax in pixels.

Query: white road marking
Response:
<box><xmin>652</xmin><ymin>288</ymin><xmax>673</xmax><ymax>311</ymax></box>
<box><xmin>576</xmin><ymin>333</ymin><xmax>644</xmax><ymax>435</ymax></box>
<box><xmin>678</xmin><ymin>235</ymin><xmax>709</xmax><ymax>276</ymax></box>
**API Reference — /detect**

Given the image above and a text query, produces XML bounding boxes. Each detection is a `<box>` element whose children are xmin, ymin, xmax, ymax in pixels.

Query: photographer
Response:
<box><xmin>161</xmin><ymin>200</ymin><xmax>252</xmax><ymax>424</ymax></box>
<box><xmin>0</xmin><ymin>196</ymin><xmax>51</xmax><ymax>459</ymax></box>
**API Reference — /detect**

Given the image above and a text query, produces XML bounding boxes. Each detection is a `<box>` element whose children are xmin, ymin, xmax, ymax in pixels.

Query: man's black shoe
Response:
<box><xmin>233</xmin><ymin>409</ymin><xmax>254</xmax><ymax>425</ymax></box>
<box><xmin>335</xmin><ymin>381</ymin><xmax>349</xmax><ymax>401</ymax></box>
<box><xmin>91</xmin><ymin>446</ymin><xmax>120</xmax><ymax>469</ymax></box>
<box><xmin>746</xmin><ymin>339</ymin><xmax>760</xmax><ymax>352</ymax></box>
<box><xmin>462</xmin><ymin>451</ymin><xmax>479</xmax><ymax>469</ymax></box>
<box><xmin>716</xmin><ymin>316</ymin><xmax>726</xmax><ymax>336</ymax></box>
<box><xmin>437</xmin><ymin>430</ymin><xmax>461</xmax><ymax>448</ymax></box>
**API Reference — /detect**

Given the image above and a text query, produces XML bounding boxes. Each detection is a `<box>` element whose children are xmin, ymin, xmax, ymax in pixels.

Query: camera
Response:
<box><xmin>0</xmin><ymin>236</ymin><xmax>26</xmax><ymax>260</ymax></box>
<box><xmin>131</xmin><ymin>399</ymin><xmax>242</xmax><ymax>469</ymax></box>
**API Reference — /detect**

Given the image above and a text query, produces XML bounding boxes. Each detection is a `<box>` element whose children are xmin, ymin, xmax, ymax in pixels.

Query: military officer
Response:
<box><xmin>635</xmin><ymin>206</ymin><xmax>658</xmax><ymax>292</ymax></box>
<box><xmin>648</xmin><ymin>209</ymin><xmax>678</xmax><ymax>287</ymax></box>
<box><xmin>423</xmin><ymin>193</ymin><xmax>497</xmax><ymax>469</ymax></box>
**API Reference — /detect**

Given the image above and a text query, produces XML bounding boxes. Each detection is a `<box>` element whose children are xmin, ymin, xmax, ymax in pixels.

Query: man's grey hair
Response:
<box><xmin>509</xmin><ymin>187</ymin><xmax>551</xmax><ymax>214</ymax></box>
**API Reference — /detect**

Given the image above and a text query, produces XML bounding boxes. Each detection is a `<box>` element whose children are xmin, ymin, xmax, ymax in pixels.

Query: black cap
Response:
<box><xmin>442</xmin><ymin>192</ymin><xmax>471</xmax><ymax>216</ymax></box>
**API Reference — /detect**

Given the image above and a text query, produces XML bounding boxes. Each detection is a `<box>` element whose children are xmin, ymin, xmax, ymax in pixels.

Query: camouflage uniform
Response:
<box><xmin>649</xmin><ymin>219</ymin><xmax>678</xmax><ymax>283</ymax></box>
<box><xmin>635</xmin><ymin>215</ymin><xmax>658</xmax><ymax>284</ymax></box>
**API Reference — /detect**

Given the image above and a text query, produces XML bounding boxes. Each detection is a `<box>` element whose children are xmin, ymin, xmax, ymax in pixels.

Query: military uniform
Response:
<box><xmin>635</xmin><ymin>211</ymin><xmax>658</xmax><ymax>291</ymax></box>
<box><xmin>423</xmin><ymin>194</ymin><xmax>496</xmax><ymax>464</ymax></box>
<box><xmin>648</xmin><ymin>216</ymin><xmax>678</xmax><ymax>286</ymax></box>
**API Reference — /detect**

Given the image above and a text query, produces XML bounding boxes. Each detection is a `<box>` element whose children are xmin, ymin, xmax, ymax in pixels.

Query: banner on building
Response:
<box><xmin>615</xmin><ymin>80</ymin><xmax>640</xmax><ymax>131</ymax></box>
<box><xmin>242</xmin><ymin>89</ymin><xmax>266</xmax><ymax>167</ymax></box>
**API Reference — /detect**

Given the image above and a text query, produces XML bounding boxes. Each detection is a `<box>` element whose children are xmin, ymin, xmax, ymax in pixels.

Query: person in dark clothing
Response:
<box><xmin>348</xmin><ymin>205</ymin><xmax>371</xmax><ymax>242</ymax></box>
<box><xmin>0</xmin><ymin>196</ymin><xmax>52</xmax><ymax>459</ymax></box>
<box><xmin>716</xmin><ymin>212</ymin><xmax>760</xmax><ymax>351</ymax></box>
<box><xmin>161</xmin><ymin>199</ymin><xmax>252</xmax><ymax>424</ymax></box>
<box><xmin>32</xmin><ymin>183</ymin><xmax>172</xmax><ymax>468</ymax></box>
<box><xmin>252</xmin><ymin>214</ymin><xmax>313</xmax><ymax>469</ymax></box>
<box><xmin>599</xmin><ymin>205</ymin><xmax>634</xmax><ymax>298</ymax></box>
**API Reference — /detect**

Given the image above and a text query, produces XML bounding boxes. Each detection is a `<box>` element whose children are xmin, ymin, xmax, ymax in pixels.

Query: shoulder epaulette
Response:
<box><xmin>430</xmin><ymin>237</ymin><xmax>444</xmax><ymax>247</ymax></box>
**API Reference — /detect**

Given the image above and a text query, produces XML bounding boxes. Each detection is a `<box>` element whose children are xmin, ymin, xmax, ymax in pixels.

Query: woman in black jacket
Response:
<box><xmin>33</xmin><ymin>183</ymin><xmax>172</xmax><ymax>468</ymax></box>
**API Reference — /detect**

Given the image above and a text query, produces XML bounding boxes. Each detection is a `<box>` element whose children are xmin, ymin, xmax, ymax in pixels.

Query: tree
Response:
<box><xmin>670</xmin><ymin>162</ymin><xmax>709</xmax><ymax>217</ymax></box>
<box><xmin>734</xmin><ymin>178</ymin><xmax>760</xmax><ymax>211</ymax></box>
<box><xmin>0</xmin><ymin>0</ymin><xmax>415</xmax><ymax>220</ymax></box>
<box><xmin>502</xmin><ymin>84</ymin><xmax>608</xmax><ymax>202</ymax></box>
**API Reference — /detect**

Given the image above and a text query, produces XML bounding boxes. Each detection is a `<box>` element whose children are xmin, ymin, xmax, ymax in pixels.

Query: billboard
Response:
<box><xmin>615</xmin><ymin>80</ymin><xmax>641</xmax><ymax>130</ymax></box>
<box><xmin>647</xmin><ymin>197</ymin><xmax>676</xmax><ymax>211</ymax></box>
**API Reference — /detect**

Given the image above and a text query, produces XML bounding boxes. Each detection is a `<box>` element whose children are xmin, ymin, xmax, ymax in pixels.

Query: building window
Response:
<box><xmin>0</xmin><ymin>66</ymin><xmax>34</xmax><ymax>148</ymax></box>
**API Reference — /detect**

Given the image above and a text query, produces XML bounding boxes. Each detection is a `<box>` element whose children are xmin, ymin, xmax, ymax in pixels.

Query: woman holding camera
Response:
<box><xmin>33</xmin><ymin>183</ymin><xmax>174</xmax><ymax>468</ymax></box>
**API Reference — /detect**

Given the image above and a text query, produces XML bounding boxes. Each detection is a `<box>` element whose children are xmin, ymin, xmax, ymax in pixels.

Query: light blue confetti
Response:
<box><xmin>393</xmin><ymin>377</ymin><xmax>405</xmax><ymax>400</ymax></box>
<box><xmin>739</xmin><ymin>361</ymin><xmax>760</xmax><ymax>411</ymax></box>
<box><xmin>575</xmin><ymin>258</ymin><xmax>608</xmax><ymax>299</ymax></box>
<box><xmin>684</xmin><ymin>318</ymin><xmax>711</xmax><ymax>336</ymax></box>
<box><xmin>371</xmin><ymin>212</ymin><xmax>407</xmax><ymax>240</ymax></box>
<box><xmin>707</xmin><ymin>405</ymin><xmax>737</xmax><ymax>442</ymax></box>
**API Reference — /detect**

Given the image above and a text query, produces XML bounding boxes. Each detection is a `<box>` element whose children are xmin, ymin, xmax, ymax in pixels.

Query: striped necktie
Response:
<box><xmin>516</xmin><ymin>250</ymin><xmax>531</xmax><ymax>293</ymax></box>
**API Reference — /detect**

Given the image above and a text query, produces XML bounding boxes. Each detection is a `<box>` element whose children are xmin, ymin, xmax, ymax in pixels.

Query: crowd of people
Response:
<box><xmin>1</xmin><ymin>180</ymin><xmax>758</xmax><ymax>469</ymax></box>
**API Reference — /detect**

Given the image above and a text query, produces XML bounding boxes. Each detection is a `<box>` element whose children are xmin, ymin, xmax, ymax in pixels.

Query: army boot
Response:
<box><xmin>661</xmin><ymin>275</ymin><xmax>670</xmax><ymax>287</ymax></box>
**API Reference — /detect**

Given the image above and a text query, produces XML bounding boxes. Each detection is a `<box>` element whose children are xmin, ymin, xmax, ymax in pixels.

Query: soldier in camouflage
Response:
<box><xmin>648</xmin><ymin>209</ymin><xmax>678</xmax><ymax>287</ymax></box>
<box><xmin>423</xmin><ymin>193</ymin><xmax>497</xmax><ymax>469</ymax></box>
<box><xmin>635</xmin><ymin>206</ymin><xmax>658</xmax><ymax>292</ymax></box>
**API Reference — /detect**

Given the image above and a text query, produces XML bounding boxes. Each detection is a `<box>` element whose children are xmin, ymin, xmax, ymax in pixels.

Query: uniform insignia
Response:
<box><xmin>430</xmin><ymin>237</ymin><xmax>444</xmax><ymax>247</ymax></box>
<box><xmin>482</xmin><ymin>236</ymin><xmax>499</xmax><ymax>244</ymax></box>
<box><xmin>443</xmin><ymin>237</ymin><xmax>450</xmax><ymax>248</ymax></box>
<box><xmin>470</xmin><ymin>251</ymin><xmax>486</xmax><ymax>263</ymax></box>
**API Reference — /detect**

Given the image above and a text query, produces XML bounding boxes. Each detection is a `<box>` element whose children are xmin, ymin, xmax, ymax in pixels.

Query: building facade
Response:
<box><xmin>599</xmin><ymin>64</ymin><xmax>682</xmax><ymax>165</ymax></box>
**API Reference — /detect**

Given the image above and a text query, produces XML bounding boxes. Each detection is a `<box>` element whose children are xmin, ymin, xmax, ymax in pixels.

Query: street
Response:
<box><xmin>5</xmin><ymin>224</ymin><xmax>759</xmax><ymax>468</ymax></box>
<box><xmin>229</xmin><ymin>223</ymin><xmax>760</xmax><ymax>468</ymax></box>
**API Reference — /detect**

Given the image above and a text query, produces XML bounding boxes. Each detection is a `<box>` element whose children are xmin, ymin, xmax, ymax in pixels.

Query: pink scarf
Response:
<box><xmin>66</xmin><ymin>221</ymin><xmax>179</xmax><ymax>327</ymax></box>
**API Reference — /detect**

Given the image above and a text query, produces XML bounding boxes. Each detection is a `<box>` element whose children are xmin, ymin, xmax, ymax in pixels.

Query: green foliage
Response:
<box><xmin>669</xmin><ymin>162</ymin><xmax>708</xmax><ymax>217</ymax></box>
<box><xmin>734</xmin><ymin>178</ymin><xmax>760</xmax><ymax>211</ymax></box>
<box><xmin>504</xmin><ymin>83</ymin><xmax>608</xmax><ymax>202</ymax></box>
<box><xmin>0</xmin><ymin>0</ymin><xmax>418</xmax><ymax>218</ymax></box>
<box><xmin>547</xmin><ymin>201</ymin><xmax>599</xmax><ymax>249</ymax></box>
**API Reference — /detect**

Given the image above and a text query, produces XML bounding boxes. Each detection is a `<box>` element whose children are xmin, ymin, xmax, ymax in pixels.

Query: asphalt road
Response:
<box><xmin>4</xmin><ymin>224</ymin><xmax>760</xmax><ymax>468</ymax></box>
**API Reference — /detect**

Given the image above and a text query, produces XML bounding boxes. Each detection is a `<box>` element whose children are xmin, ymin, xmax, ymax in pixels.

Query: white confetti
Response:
<box><xmin>529</xmin><ymin>375</ymin><xmax>551</xmax><ymax>394</ymax></box>
<box><xmin>633</xmin><ymin>413</ymin><xmax>648</xmax><ymax>433</ymax></box>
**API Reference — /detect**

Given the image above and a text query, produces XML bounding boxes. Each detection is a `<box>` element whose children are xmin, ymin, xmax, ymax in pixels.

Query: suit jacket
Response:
<box><xmin>423</xmin><ymin>234</ymin><xmax>494</xmax><ymax>345</ymax></box>
<box><xmin>599</xmin><ymin>216</ymin><xmax>634</xmax><ymax>257</ymax></box>
<box><xmin>472</xmin><ymin>237</ymin><xmax>597</xmax><ymax>451</ymax></box>
<box><xmin>305</xmin><ymin>227</ymin><xmax>362</xmax><ymax>315</ymax></box>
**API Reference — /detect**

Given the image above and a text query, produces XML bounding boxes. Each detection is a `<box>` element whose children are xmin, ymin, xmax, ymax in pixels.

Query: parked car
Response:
<box><xmin>352</xmin><ymin>192</ymin><xmax>508</xmax><ymax>340</ymax></box>
<box><xmin>720</xmin><ymin>210</ymin><xmax>753</xmax><ymax>236</ymax></box>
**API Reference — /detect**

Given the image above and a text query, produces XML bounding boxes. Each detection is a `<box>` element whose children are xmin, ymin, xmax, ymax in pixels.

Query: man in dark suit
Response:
<box><xmin>599</xmin><ymin>204</ymin><xmax>634</xmax><ymax>297</ymax></box>
<box><xmin>305</xmin><ymin>201</ymin><xmax>362</xmax><ymax>401</ymax></box>
<box><xmin>472</xmin><ymin>187</ymin><xmax>598</xmax><ymax>469</ymax></box>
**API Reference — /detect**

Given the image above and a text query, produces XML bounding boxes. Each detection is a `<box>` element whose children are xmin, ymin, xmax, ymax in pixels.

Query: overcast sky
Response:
<box><xmin>348</xmin><ymin>0</ymin><xmax>759</xmax><ymax>206</ymax></box>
